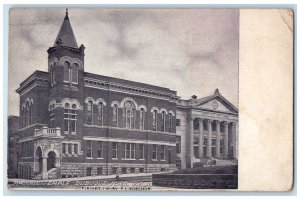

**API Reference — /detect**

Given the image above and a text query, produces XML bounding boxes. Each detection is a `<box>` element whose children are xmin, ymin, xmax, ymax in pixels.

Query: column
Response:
<box><xmin>216</xmin><ymin>121</ymin><xmax>221</xmax><ymax>158</ymax></box>
<box><xmin>42</xmin><ymin>156</ymin><xmax>48</xmax><ymax>179</ymax></box>
<box><xmin>187</xmin><ymin>116</ymin><xmax>194</xmax><ymax>168</ymax></box>
<box><xmin>231</xmin><ymin>122</ymin><xmax>237</xmax><ymax>159</ymax></box>
<box><xmin>198</xmin><ymin>118</ymin><xmax>204</xmax><ymax>158</ymax></box>
<box><xmin>224</xmin><ymin>122</ymin><xmax>229</xmax><ymax>157</ymax></box>
<box><xmin>207</xmin><ymin>119</ymin><xmax>212</xmax><ymax>158</ymax></box>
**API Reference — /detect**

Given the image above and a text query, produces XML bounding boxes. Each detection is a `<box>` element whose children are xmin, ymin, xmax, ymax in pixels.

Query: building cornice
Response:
<box><xmin>84</xmin><ymin>77</ymin><xmax>180</xmax><ymax>102</ymax></box>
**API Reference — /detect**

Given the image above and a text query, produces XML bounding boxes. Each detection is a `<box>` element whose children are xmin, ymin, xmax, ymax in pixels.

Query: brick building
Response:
<box><xmin>10</xmin><ymin>10</ymin><xmax>238</xmax><ymax>180</ymax></box>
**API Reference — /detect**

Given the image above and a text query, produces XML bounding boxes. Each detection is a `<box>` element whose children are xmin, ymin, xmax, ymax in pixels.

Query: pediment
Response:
<box><xmin>193</xmin><ymin>96</ymin><xmax>238</xmax><ymax>114</ymax></box>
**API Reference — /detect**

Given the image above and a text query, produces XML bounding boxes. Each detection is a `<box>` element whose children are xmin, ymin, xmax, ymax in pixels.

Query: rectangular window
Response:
<box><xmin>152</xmin><ymin>144</ymin><xmax>157</xmax><ymax>160</ymax></box>
<box><xmin>112</xmin><ymin>142</ymin><xmax>117</xmax><ymax>159</ymax></box>
<box><xmin>176</xmin><ymin>119</ymin><xmax>181</xmax><ymax>127</ymax></box>
<box><xmin>68</xmin><ymin>143</ymin><xmax>72</xmax><ymax>154</ymax></box>
<box><xmin>139</xmin><ymin>144</ymin><xmax>145</xmax><ymax>159</ymax></box>
<box><xmin>160</xmin><ymin>145</ymin><xmax>165</xmax><ymax>160</ymax></box>
<box><xmin>64</xmin><ymin>107</ymin><xmax>77</xmax><ymax>134</ymax></box>
<box><xmin>212</xmin><ymin>139</ymin><xmax>216</xmax><ymax>146</ymax></box>
<box><xmin>97</xmin><ymin>141</ymin><xmax>102</xmax><ymax>158</ymax></box>
<box><xmin>74</xmin><ymin>144</ymin><xmax>78</xmax><ymax>154</ymax></box>
<box><xmin>86</xmin><ymin>140</ymin><xmax>92</xmax><ymax>158</ymax></box>
<box><xmin>124</xmin><ymin>143</ymin><xmax>135</xmax><ymax>159</ymax></box>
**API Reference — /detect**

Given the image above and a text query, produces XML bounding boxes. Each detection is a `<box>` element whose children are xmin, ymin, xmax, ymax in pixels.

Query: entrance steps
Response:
<box><xmin>31</xmin><ymin>168</ymin><xmax>58</xmax><ymax>180</ymax></box>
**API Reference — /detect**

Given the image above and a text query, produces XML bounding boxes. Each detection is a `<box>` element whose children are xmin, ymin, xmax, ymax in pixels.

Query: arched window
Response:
<box><xmin>64</xmin><ymin>103</ymin><xmax>77</xmax><ymax>134</ymax></box>
<box><xmin>153</xmin><ymin>110</ymin><xmax>158</xmax><ymax>131</ymax></box>
<box><xmin>123</xmin><ymin>100</ymin><xmax>136</xmax><ymax>129</ymax></box>
<box><xmin>87</xmin><ymin>101</ymin><xmax>93</xmax><ymax>125</ymax></box>
<box><xmin>63</xmin><ymin>61</ymin><xmax>70</xmax><ymax>82</ymax></box>
<box><xmin>71</xmin><ymin>63</ymin><xmax>78</xmax><ymax>84</ymax></box>
<box><xmin>139</xmin><ymin>108</ymin><xmax>145</xmax><ymax>130</ymax></box>
<box><xmin>168</xmin><ymin>113</ymin><xmax>173</xmax><ymax>132</ymax></box>
<box><xmin>98</xmin><ymin>102</ymin><xmax>104</xmax><ymax>126</ymax></box>
<box><xmin>112</xmin><ymin>104</ymin><xmax>118</xmax><ymax>127</ymax></box>
<box><xmin>25</xmin><ymin>101</ymin><xmax>30</xmax><ymax>126</ymax></box>
<box><xmin>29</xmin><ymin>103</ymin><xmax>32</xmax><ymax>125</ymax></box>
<box><xmin>161</xmin><ymin>111</ymin><xmax>166</xmax><ymax>132</ymax></box>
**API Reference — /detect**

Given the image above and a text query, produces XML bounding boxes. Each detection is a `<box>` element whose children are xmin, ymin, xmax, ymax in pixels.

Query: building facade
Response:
<box><xmin>9</xmin><ymin>11</ymin><xmax>238</xmax><ymax>180</ymax></box>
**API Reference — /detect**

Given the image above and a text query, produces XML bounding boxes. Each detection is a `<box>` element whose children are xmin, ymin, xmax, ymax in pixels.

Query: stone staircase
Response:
<box><xmin>48</xmin><ymin>168</ymin><xmax>58</xmax><ymax>179</ymax></box>
<box><xmin>31</xmin><ymin>168</ymin><xmax>58</xmax><ymax>180</ymax></box>
<box><xmin>215</xmin><ymin>158</ymin><xmax>237</xmax><ymax>166</ymax></box>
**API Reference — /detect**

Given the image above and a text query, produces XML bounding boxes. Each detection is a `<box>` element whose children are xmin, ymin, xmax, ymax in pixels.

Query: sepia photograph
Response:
<box><xmin>7</xmin><ymin>7</ymin><xmax>241</xmax><ymax>191</ymax></box>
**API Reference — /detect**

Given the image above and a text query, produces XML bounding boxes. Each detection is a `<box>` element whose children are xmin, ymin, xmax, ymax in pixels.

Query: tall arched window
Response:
<box><xmin>161</xmin><ymin>111</ymin><xmax>166</xmax><ymax>132</ymax></box>
<box><xmin>124</xmin><ymin>100</ymin><xmax>136</xmax><ymax>129</ymax></box>
<box><xmin>139</xmin><ymin>108</ymin><xmax>145</xmax><ymax>130</ymax></box>
<box><xmin>112</xmin><ymin>104</ymin><xmax>118</xmax><ymax>127</ymax></box>
<box><xmin>153</xmin><ymin>110</ymin><xmax>158</xmax><ymax>131</ymax></box>
<box><xmin>29</xmin><ymin>103</ymin><xmax>32</xmax><ymax>125</ymax></box>
<box><xmin>168</xmin><ymin>113</ymin><xmax>173</xmax><ymax>132</ymax></box>
<box><xmin>71</xmin><ymin>63</ymin><xmax>78</xmax><ymax>84</ymax></box>
<box><xmin>97</xmin><ymin>102</ymin><xmax>104</xmax><ymax>126</ymax></box>
<box><xmin>63</xmin><ymin>61</ymin><xmax>70</xmax><ymax>82</ymax></box>
<box><xmin>87</xmin><ymin>101</ymin><xmax>93</xmax><ymax>125</ymax></box>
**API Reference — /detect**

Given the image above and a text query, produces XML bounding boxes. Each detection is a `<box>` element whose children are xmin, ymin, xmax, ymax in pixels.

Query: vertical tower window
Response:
<box><xmin>123</xmin><ymin>100</ymin><xmax>136</xmax><ymax>129</ymax></box>
<box><xmin>98</xmin><ymin>102</ymin><xmax>104</xmax><ymax>126</ymax></box>
<box><xmin>64</xmin><ymin>103</ymin><xmax>77</xmax><ymax>133</ymax></box>
<box><xmin>139</xmin><ymin>144</ymin><xmax>145</xmax><ymax>159</ymax></box>
<box><xmin>87</xmin><ymin>101</ymin><xmax>93</xmax><ymax>125</ymax></box>
<box><xmin>152</xmin><ymin>144</ymin><xmax>157</xmax><ymax>160</ymax></box>
<box><xmin>71</xmin><ymin>63</ymin><xmax>78</xmax><ymax>84</ymax></box>
<box><xmin>112</xmin><ymin>105</ymin><xmax>118</xmax><ymax>126</ymax></box>
<box><xmin>97</xmin><ymin>141</ymin><xmax>103</xmax><ymax>158</ymax></box>
<box><xmin>63</xmin><ymin>61</ymin><xmax>70</xmax><ymax>82</ymax></box>
<box><xmin>169</xmin><ymin>113</ymin><xmax>173</xmax><ymax>132</ymax></box>
<box><xmin>153</xmin><ymin>110</ymin><xmax>158</xmax><ymax>131</ymax></box>
<box><xmin>112</xmin><ymin>142</ymin><xmax>118</xmax><ymax>159</ymax></box>
<box><xmin>139</xmin><ymin>108</ymin><xmax>145</xmax><ymax>130</ymax></box>
<box><xmin>161</xmin><ymin>111</ymin><xmax>166</xmax><ymax>132</ymax></box>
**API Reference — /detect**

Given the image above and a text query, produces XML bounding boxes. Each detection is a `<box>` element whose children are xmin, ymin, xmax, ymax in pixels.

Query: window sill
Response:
<box><xmin>86</xmin><ymin>157</ymin><xmax>94</xmax><ymax>159</ymax></box>
<box><xmin>161</xmin><ymin>159</ymin><xmax>166</xmax><ymax>161</ymax></box>
<box><xmin>64</xmin><ymin>131</ymin><xmax>69</xmax><ymax>134</ymax></box>
<box><xmin>112</xmin><ymin>158</ymin><xmax>118</xmax><ymax>160</ymax></box>
<box><xmin>121</xmin><ymin>158</ymin><xmax>136</xmax><ymax>161</ymax></box>
<box><xmin>152</xmin><ymin>159</ymin><xmax>158</xmax><ymax>161</ymax></box>
<box><xmin>96</xmin><ymin>158</ymin><xmax>104</xmax><ymax>160</ymax></box>
<box><xmin>138</xmin><ymin>159</ymin><xmax>145</xmax><ymax>161</ymax></box>
<box><xmin>71</xmin><ymin>132</ymin><xmax>76</xmax><ymax>135</ymax></box>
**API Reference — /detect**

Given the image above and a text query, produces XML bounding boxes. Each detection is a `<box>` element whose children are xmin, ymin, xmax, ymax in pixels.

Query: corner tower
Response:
<box><xmin>46</xmin><ymin>9</ymin><xmax>85</xmax><ymax>129</ymax></box>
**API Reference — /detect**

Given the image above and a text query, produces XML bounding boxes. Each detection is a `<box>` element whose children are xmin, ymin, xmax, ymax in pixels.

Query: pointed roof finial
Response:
<box><xmin>214</xmin><ymin>88</ymin><xmax>220</xmax><ymax>95</ymax></box>
<box><xmin>65</xmin><ymin>8</ymin><xmax>69</xmax><ymax>20</ymax></box>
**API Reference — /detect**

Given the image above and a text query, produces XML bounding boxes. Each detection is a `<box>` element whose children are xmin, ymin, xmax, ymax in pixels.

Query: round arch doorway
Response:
<box><xmin>47</xmin><ymin>151</ymin><xmax>56</xmax><ymax>170</ymax></box>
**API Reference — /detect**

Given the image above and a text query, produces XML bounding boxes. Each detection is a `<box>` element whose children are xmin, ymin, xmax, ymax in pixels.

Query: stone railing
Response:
<box><xmin>34</xmin><ymin>126</ymin><xmax>62</xmax><ymax>137</ymax></box>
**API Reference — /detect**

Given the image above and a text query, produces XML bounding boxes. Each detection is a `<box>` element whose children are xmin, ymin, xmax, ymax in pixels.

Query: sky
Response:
<box><xmin>8</xmin><ymin>8</ymin><xmax>239</xmax><ymax>116</ymax></box>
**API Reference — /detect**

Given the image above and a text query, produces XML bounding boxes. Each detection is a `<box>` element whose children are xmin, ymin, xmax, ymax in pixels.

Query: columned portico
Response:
<box><xmin>187</xmin><ymin>113</ymin><xmax>238</xmax><ymax>168</ymax></box>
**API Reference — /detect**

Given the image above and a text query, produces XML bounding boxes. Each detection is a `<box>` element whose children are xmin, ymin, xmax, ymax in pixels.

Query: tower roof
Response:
<box><xmin>53</xmin><ymin>9</ymin><xmax>78</xmax><ymax>48</ymax></box>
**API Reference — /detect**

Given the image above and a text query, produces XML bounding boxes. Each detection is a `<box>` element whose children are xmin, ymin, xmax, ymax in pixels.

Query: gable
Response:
<box><xmin>194</xmin><ymin>98</ymin><xmax>237</xmax><ymax>113</ymax></box>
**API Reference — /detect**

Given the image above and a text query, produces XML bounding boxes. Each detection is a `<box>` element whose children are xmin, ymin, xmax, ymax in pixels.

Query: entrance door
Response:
<box><xmin>47</xmin><ymin>151</ymin><xmax>56</xmax><ymax>170</ymax></box>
